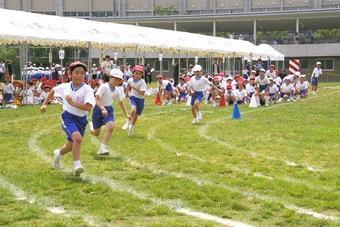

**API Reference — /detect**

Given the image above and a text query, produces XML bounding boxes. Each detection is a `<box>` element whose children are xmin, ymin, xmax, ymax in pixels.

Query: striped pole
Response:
<box><xmin>289</xmin><ymin>59</ymin><xmax>300</xmax><ymax>74</ymax></box>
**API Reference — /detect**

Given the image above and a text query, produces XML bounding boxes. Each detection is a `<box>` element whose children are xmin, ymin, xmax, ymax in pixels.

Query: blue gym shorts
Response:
<box><xmin>61</xmin><ymin>111</ymin><xmax>88</xmax><ymax>142</ymax></box>
<box><xmin>129</xmin><ymin>96</ymin><xmax>145</xmax><ymax>116</ymax></box>
<box><xmin>92</xmin><ymin>105</ymin><xmax>114</xmax><ymax>130</ymax></box>
<box><xmin>191</xmin><ymin>91</ymin><xmax>204</xmax><ymax>106</ymax></box>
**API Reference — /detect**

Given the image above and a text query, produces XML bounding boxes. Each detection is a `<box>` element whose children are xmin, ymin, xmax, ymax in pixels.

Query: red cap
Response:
<box><xmin>213</xmin><ymin>76</ymin><xmax>220</xmax><ymax>82</ymax></box>
<box><xmin>133</xmin><ymin>65</ymin><xmax>144</xmax><ymax>72</ymax></box>
<box><xmin>69</xmin><ymin>61</ymin><xmax>87</xmax><ymax>72</ymax></box>
<box><xmin>156</xmin><ymin>74</ymin><xmax>163</xmax><ymax>79</ymax></box>
<box><xmin>218</xmin><ymin>72</ymin><xmax>224</xmax><ymax>77</ymax></box>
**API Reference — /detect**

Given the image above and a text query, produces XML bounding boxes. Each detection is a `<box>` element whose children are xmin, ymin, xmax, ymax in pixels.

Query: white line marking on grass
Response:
<box><xmin>284</xmin><ymin>160</ymin><xmax>298</xmax><ymax>167</ymax></box>
<box><xmin>253</xmin><ymin>173</ymin><xmax>273</xmax><ymax>181</ymax></box>
<box><xmin>176</xmin><ymin>208</ymin><xmax>252</xmax><ymax>227</ymax></box>
<box><xmin>90</xmin><ymin>136</ymin><xmax>340</xmax><ymax>223</ymax></box>
<box><xmin>284</xmin><ymin>205</ymin><xmax>340</xmax><ymax>222</ymax></box>
<box><xmin>29</xmin><ymin>126</ymin><xmax>254</xmax><ymax>227</ymax></box>
<box><xmin>0</xmin><ymin>175</ymin><xmax>104</xmax><ymax>226</ymax></box>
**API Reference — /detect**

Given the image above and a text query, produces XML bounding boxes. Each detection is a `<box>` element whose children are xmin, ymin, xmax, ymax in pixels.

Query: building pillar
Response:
<box><xmin>89</xmin><ymin>0</ymin><xmax>93</xmax><ymax>19</ymax></box>
<box><xmin>213</xmin><ymin>0</ymin><xmax>216</xmax><ymax>14</ymax></box>
<box><xmin>244</xmin><ymin>0</ymin><xmax>250</xmax><ymax>12</ymax></box>
<box><xmin>174</xmin><ymin>21</ymin><xmax>177</xmax><ymax>31</ymax></box>
<box><xmin>213</xmin><ymin>20</ymin><xmax>216</xmax><ymax>36</ymax></box>
<box><xmin>120</xmin><ymin>0</ymin><xmax>127</xmax><ymax>16</ymax></box>
<box><xmin>151</xmin><ymin>0</ymin><xmax>154</xmax><ymax>16</ymax></box>
<box><xmin>253</xmin><ymin>19</ymin><xmax>257</xmax><ymax>44</ymax></box>
<box><xmin>0</xmin><ymin>0</ymin><xmax>4</xmax><ymax>8</ymax></box>
<box><xmin>55</xmin><ymin>0</ymin><xmax>63</xmax><ymax>16</ymax></box>
<box><xmin>296</xmin><ymin>17</ymin><xmax>299</xmax><ymax>33</ymax></box>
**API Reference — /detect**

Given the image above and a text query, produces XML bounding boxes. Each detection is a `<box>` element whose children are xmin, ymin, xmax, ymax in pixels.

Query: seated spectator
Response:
<box><xmin>268</xmin><ymin>78</ymin><xmax>279</xmax><ymax>103</ymax></box>
<box><xmin>294</xmin><ymin>74</ymin><xmax>309</xmax><ymax>99</ymax></box>
<box><xmin>279</xmin><ymin>77</ymin><xmax>295</xmax><ymax>102</ymax></box>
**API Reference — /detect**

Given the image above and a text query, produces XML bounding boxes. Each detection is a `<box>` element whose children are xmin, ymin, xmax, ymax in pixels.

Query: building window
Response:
<box><xmin>155</xmin><ymin>60</ymin><xmax>170</xmax><ymax>72</ymax></box>
<box><xmin>316</xmin><ymin>59</ymin><xmax>334</xmax><ymax>71</ymax></box>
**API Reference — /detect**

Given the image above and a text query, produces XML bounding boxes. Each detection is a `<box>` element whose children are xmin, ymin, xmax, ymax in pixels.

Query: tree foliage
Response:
<box><xmin>154</xmin><ymin>5</ymin><xmax>178</xmax><ymax>16</ymax></box>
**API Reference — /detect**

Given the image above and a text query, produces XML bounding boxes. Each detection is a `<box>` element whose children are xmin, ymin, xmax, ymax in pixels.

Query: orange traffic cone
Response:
<box><xmin>219</xmin><ymin>94</ymin><xmax>226</xmax><ymax>107</ymax></box>
<box><xmin>154</xmin><ymin>93</ymin><xmax>161</xmax><ymax>105</ymax></box>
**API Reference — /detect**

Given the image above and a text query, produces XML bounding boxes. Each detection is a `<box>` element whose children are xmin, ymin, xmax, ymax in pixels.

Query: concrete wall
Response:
<box><xmin>32</xmin><ymin>0</ymin><xmax>55</xmax><ymax>11</ymax></box>
<box><xmin>5</xmin><ymin>0</ymin><xmax>21</xmax><ymax>10</ymax></box>
<box><xmin>273</xmin><ymin>43</ymin><xmax>340</xmax><ymax>58</ymax></box>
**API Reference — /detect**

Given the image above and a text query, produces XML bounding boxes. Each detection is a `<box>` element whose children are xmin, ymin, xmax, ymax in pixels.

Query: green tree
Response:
<box><xmin>154</xmin><ymin>5</ymin><xmax>178</xmax><ymax>16</ymax></box>
<box><xmin>314</xmin><ymin>29</ymin><xmax>340</xmax><ymax>39</ymax></box>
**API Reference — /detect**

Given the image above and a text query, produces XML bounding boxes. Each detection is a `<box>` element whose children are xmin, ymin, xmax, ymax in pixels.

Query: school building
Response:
<box><xmin>1</xmin><ymin>0</ymin><xmax>340</xmax><ymax>80</ymax></box>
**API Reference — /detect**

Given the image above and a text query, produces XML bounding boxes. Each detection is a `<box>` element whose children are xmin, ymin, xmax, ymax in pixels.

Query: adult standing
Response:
<box><xmin>0</xmin><ymin>60</ymin><xmax>5</xmax><ymax>81</ymax></box>
<box><xmin>311</xmin><ymin>61</ymin><xmax>322</xmax><ymax>95</ymax></box>
<box><xmin>173</xmin><ymin>63</ymin><xmax>179</xmax><ymax>87</ymax></box>
<box><xmin>144</xmin><ymin>64</ymin><xmax>152</xmax><ymax>84</ymax></box>
<box><xmin>101</xmin><ymin>55</ymin><xmax>113</xmax><ymax>82</ymax></box>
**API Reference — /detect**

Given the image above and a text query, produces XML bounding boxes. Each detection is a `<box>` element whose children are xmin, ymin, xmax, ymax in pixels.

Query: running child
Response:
<box><xmin>187</xmin><ymin>65</ymin><xmax>218</xmax><ymax>124</ymax></box>
<box><xmin>89</xmin><ymin>68</ymin><xmax>131</xmax><ymax>155</ymax></box>
<box><xmin>40</xmin><ymin>61</ymin><xmax>95</xmax><ymax>176</ymax></box>
<box><xmin>122</xmin><ymin>65</ymin><xmax>146</xmax><ymax>136</ymax></box>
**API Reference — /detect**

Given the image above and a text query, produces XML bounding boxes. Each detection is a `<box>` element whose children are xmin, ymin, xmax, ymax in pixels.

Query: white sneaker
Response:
<box><xmin>312</xmin><ymin>91</ymin><xmax>316</xmax><ymax>95</ymax></box>
<box><xmin>291</xmin><ymin>98</ymin><xmax>296</xmax><ymax>102</ymax></box>
<box><xmin>74</xmin><ymin>166</ymin><xmax>84</xmax><ymax>176</ymax></box>
<box><xmin>122</xmin><ymin>120</ymin><xmax>129</xmax><ymax>130</ymax></box>
<box><xmin>197</xmin><ymin>111</ymin><xmax>202</xmax><ymax>120</ymax></box>
<box><xmin>192</xmin><ymin>118</ymin><xmax>198</xmax><ymax>124</ymax></box>
<box><xmin>278</xmin><ymin>98</ymin><xmax>283</xmax><ymax>103</ymax></box>
<box><xmin>53</xmin><ymin>149</ymin><xmax>61</xmax><ymax>169</ymax></box>
<box><xmin>287</xmin><ymin>99</ymin><xmax>291</xmax><ymax>102</ymax></box>
<box><xmin>97</xmin><ymin>147</ymin><xmax>109</xmax><ymax>156</ymax></box>
<box><xmin>128</xmin><ymin>125</ymin><xmax>134</xmax><ymax>136</ymax></box>
<box><xmin>88</xmin><ymin>121</ymin><xmax>94</xmax><ymax>133</ymax></box>
<box><xmin>265</xmin><ymin>103</ymin><xmax>269</xmax><ymax>107</ymax></box>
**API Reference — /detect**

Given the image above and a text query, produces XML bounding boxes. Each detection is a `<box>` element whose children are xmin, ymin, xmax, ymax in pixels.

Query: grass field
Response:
<box><xmin>0</xmin><ymin>83</ymin><xmax>339</xmax><ymax>226</ymax></box>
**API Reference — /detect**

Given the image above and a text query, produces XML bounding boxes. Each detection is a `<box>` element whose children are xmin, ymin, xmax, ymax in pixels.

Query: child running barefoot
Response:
<box><xmin>40</xmin><ymin>61</ymin><xmax>95</xmax><ymax>176</ymax></box>
<box><xmin>187</xmin><ymin>64</ymin><xmax>218</xmax><ymax>124</ymax></box>
<box><xmin>89</xmin><ymin>69</ymin><xmax>131</xmax><ymax>155</ymax></box>
<box><xmin>122</xmin><ymin>65</ymin><xmax>146</xmax><ymax>136</ymax></box>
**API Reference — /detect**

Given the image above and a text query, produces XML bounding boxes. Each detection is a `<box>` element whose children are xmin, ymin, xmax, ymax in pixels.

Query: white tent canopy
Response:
<box><xmin>0</xmin><ymin>8</ymin><xmax>283</xmax><ymax>60</ymax></box>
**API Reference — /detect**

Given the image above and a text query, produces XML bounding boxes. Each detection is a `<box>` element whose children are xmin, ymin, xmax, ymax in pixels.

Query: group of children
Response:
<box><xmin>40</xmin><ymin>61</ymin><xmax>146</xmax><ymax>176</ymax></box>
<box><xmin>36</xmin><ymin>59</ymin><xmax>320</xmax><ymax>176</ymax></box>
<box><xmin>155</xmin><ymin>63</ymin><xmax>316</xmax><ymax>124</ymax></box>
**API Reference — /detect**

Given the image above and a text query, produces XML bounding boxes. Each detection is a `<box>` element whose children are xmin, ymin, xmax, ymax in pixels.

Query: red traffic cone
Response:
<box><xmin>219</xmin><ymin>94</ymin><xmax>226</xmax><ymax>107</ymax></box>
<box><xmin>154</xmin><ymin>93</ymin><xmax>161</xmax><ymax>105</ymax></box>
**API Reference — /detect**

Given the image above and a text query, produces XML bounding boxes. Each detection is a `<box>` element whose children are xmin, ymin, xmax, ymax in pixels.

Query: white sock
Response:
<box><xmin>74</xmin><ymin>160</ymin><xmax>81</xmax><ymax>168</ymax></box>
<box><xmin>55</xmin><ymin>150</ymin><xmax>61</xmax><ymax>160</ymax></box>
<box><xmin>100</xmin><ymin>144</ymin><xmax>107</xmax><ymax>150</ymax></box>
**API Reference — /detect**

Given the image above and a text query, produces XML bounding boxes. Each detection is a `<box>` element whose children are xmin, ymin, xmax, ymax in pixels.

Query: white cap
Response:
<box><xmin>55</xmin><ymin>64</ymin><xmax>61</xmax><ymax>68</ymax></box>
<box><xmin>250</xmin><ymin>70</ymin><xmax>256</xmax><ymax>74</ymax></box>
<box><xmin>284</xmin><ymin>76</ymin><xmax>291</xmax><ymax>81</ymax></box>
<box><xmin>110</xmin><ymin>68</ymin><xmax>123</xmax><ymax>80</ymax></box>
<box><xmin>269</xmin><ymin>77</ymin><xmax>274</xmax><ymax>80</ymax></box>
<box><xmin>192</xmin><ymin>64</ymin><xmax>202</xmax><ymax>72</ymax></box>
<box><xmin>294</xmin><ymin>71</ymin><xmax>301</xmax><ymax>76</ymax></box>
<box><xmin>299</xmin><ymin>74</ymin><xmax>306</xmax><ymax>78</ymax></box>
<box><xmin>227</xmin><ymin>76</ymin><xmax>233</xmax><ymax>80</ymax></box>
<box><xmin>259</xmin><ymin>68</ymin><xmax>265</xmax><ymax>72</ymax></box>
<box><xmin>316</xmin><ymin>61</ymin><xmax>322</xmax><ymax>65</ymax></box>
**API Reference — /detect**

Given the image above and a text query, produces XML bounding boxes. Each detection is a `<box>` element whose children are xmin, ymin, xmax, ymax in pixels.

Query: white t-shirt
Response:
<box><xmin>246</xmin><ymin>84</ymin><xmax>256</xmax><ymax>94</ymax></box>
<box><xmin>295</xmin><ymin>81</ymin><xmax>309</xmax><ymax>90</ymax></box>
<box><xmin>160</xmin><ymin>80</ymin><xmax>172</xmax><ymax>90</ymax></box>
<box><xmin>95</xmin><ymin>83</ymin><xmax>124</xmax><ymax>107</ymax></box>
<box><xmin>265</xmin><ymin>70</ymin><xmax>276</xmax><ymax>78</ymax></box>
<box><xmin>127</xmin><ymin>78</ymin><xmax>146</xmax><ymax>99</ymax></box>
<box><xmin>280</xmin><ymin>83</ymin><xmax>295</xmax><ymax>93</ymax></box>
<box><xmin>273</xmin><ymin>77</ymin><xmax>282</xmax><ymax>86</ymax></box>
<box><xmin>101</xmin><ymin>61</ymin><xmax>113</xmax><ymax>76</ymax></box>
<box><xmin>0</xmin><ymin>63</ymin><xmax>4</xmax><ymax>73</ymax></box>
<box><xmin>187</xmin><ymin>76</ymin><xmax>210</xmax><ymax>92</ymax></box>
<box><xmin>311</xmin><ymin>67</ymin><xmax>322</xmax><ymax>78</ymax></box>
<box><xmin>176</xmin><ymin>83</ymin><xmax>186</xmax><ymax>92</ymax></box>
<box><xmin>4</xmin><ymin>83</ymin><xmax>15</xmax><ymax>94</ymax></box>
<box><xmin>255</xmin><ymin>76</ymin><xmax>270</xmax><ymax>86</ymax></box>
<box><xmin>268</xmin><ymin>84</ymin><xmax>279</xmax><ymax>94</ymax></box>
<box><xmin>53</xmin><ymin>82</ymin><xmax>95</xmax><ymax>117</ymax></box>
<box><xmin>235</xmin><ymin>89</ymin><xmax>247</xmax><ymax>100</ymax></box>
<box><xmin>225</xmin><ymin>89</ymin><xmax>236</xmax><ymax>97</ymax></box>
